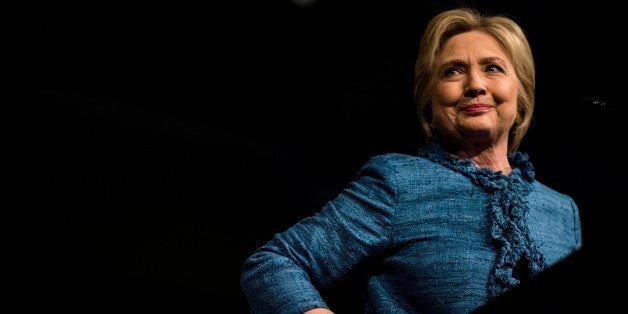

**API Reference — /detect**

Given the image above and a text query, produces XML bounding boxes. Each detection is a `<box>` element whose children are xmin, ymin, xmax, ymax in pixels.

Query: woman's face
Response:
<box><xmin>430</xmin><ymin>30</ymin><xmax>519</xmax><ymax>147</ymax></box>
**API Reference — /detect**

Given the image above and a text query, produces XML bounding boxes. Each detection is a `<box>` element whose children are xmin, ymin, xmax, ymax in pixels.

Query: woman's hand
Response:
<box><xmin>304</xmin><ymin>308</ymin><xmax>334</xmax><ymax>314</ymax></box>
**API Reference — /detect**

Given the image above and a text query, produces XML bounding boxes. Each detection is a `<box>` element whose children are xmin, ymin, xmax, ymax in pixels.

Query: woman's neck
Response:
<box><xmin>442</xmin><ymin>139</ymin><xmax>512</xmax><ymax>174</ymax></box>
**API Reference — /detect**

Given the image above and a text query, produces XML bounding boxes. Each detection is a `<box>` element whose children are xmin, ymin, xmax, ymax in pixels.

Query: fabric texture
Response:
<box><xmin>240</xmin><ymin>143</ymin><xmax>582</xmax><ymax>313</ymax></box>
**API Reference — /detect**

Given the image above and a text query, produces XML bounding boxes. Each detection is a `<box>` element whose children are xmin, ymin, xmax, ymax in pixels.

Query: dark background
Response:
<box><xmin>5</xmin><ymin>0</ymin><xmax>624</xmax><ymax>312</ymax></box>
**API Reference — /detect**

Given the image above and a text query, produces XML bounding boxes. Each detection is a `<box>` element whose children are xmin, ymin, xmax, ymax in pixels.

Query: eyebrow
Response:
<box><xmin>438</xmin><ymin>57</ymin><xmax>508</xmax><ymax>70</ymax></box>
<box><xmin>439</xmin><ymin>56</ymin><xmax>508</xmax><ymax>68</ymax></box>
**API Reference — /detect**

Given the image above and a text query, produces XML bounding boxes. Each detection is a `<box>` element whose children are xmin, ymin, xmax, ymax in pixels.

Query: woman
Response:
<box><xmin>240</xmin><ymin>7</ymin><xmax>582</xmax><ymax>313</ymax></box>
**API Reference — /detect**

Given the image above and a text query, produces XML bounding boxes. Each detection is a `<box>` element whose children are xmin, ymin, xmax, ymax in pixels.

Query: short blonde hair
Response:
<box><xmin>413</xmin><ymin>7</ymin><xmax>535</xmax><ymax>152</ymax></box>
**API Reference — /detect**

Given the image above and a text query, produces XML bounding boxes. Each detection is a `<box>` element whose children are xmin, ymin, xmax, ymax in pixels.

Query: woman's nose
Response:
<box><xmin>464</xmin><ymin>71</ymin><xmax>487</xmax><ymax>97</ymax></box>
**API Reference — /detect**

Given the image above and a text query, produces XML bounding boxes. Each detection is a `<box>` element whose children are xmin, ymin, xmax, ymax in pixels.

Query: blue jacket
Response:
<box><xmin>241</xmin><ymin>143</ymin><xmax>582</xmax><ymax>313</ymax></box>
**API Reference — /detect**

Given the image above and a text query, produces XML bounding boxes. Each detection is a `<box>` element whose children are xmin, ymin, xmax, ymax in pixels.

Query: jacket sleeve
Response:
<box><xmin>240</xmin><ymin>155</ymin><xmax>399</xmax><ymax>313</ymax></box>
<box><xmin>569</xmin><ymin>196</ymin><xmax>582</xmax><ymax>250</ymax></box>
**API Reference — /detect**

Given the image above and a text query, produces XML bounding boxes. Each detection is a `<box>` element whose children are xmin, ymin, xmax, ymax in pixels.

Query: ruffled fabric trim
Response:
<box><xmin>417</xmin><ymin>140</ymin><xmax>546</xmax><ymax>298</ymax></box>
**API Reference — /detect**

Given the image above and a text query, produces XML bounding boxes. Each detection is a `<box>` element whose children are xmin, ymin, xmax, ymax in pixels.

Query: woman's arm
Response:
<box><xmin>240</xmin><ymin>155</ymin><xmax>399</xmax><ymax>313</ymax></box>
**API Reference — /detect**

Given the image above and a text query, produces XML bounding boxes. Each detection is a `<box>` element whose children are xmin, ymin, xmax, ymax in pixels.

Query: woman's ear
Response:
<box><xmin>429</xmin><ymin>118</ymin><xmax>436</xmax><ymax>130</ymax></box>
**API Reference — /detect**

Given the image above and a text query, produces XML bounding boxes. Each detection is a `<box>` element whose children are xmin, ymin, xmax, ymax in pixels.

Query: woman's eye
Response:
<box><xmin>486</xmin><ymin>64</ymin><xmax>504</xmax><ymax>73</ymax></box>
<box><xmin>444</xmin><ymin>66</ymin><xmax>461</xmax><ymax>76</ymax></box>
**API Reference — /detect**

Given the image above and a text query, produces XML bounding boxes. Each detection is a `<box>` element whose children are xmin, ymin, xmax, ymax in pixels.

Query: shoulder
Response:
<box><xmin>530</xmin><ymin>180</ymin><xmax>579</xmax><ymax>211</ymax></box>
<box><xmin>355</xmin><ymin>152</ymin><xmax>445</xmax><ymax>186</ymax></box>
<box><xmin>532</xmin><ymin>181</ymin><xmax>575</xmax><ymax>202</ymax></box>
<box><xmin>360</xmin><ymin>152</ymin><xmax>435</xmax><ymax>172</ymax></box>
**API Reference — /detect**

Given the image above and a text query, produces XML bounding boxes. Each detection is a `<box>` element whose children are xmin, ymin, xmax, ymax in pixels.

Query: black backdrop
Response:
<box><xmin>5</xmin><ymin>0</ymin><xmax>624</xmax><ymax>312</ymax></box>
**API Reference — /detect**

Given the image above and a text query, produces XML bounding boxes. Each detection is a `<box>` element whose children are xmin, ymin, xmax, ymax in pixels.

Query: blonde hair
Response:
<box><xmin>413</xmin><ymin>7</ymin><xmax>535</xmax><ymax>152</ymax></box>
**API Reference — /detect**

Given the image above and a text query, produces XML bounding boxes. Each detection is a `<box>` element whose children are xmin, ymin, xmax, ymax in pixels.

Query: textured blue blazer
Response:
<box><xmin>241</xmin><ymin>142</ymin><xmax>582</xmax><ymax>313</ymax></box>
